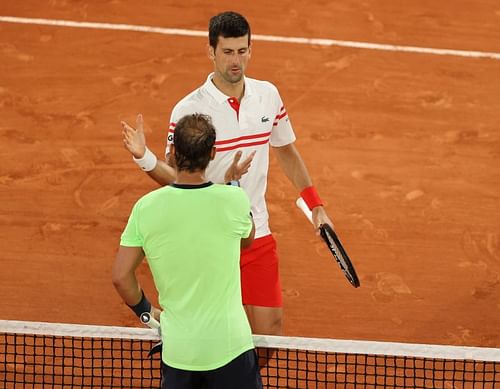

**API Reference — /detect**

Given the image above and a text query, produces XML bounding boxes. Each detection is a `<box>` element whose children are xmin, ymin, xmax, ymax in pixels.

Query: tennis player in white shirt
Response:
<box><xmin>121</xmin><ymin>11</ymin><xmax>333</xmax><ymax>338</ymax></box>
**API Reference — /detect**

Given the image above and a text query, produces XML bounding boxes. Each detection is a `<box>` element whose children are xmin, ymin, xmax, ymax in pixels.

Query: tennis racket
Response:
<box><xmin>296</xmin><ymin>198</ymin><xmax>360</xmax><ymax>288</ymax></box>
<box><xmin>140</xmin><ymin>312</ymin><xmax>163</xmax><ymax>356</ymax></box>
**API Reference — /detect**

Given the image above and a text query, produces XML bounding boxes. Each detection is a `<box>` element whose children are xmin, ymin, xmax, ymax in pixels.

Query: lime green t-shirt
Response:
<box><xmin>120</xmin><ymin>182</ymin><xmax>254</xmax><ymax>371</ymax></box>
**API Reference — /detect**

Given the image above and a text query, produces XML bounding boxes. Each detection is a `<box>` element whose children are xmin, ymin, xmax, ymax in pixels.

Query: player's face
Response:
<box><xmin>210</xmin><ymin>35</ymin><xmax>251</xmax><ymax>84</ymax></box>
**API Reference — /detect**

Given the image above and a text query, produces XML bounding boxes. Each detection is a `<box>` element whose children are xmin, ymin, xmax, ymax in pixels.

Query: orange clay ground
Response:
<box><xmin>0</xmin><ymin>1</ymin><xmax>499</xmax><ymax>348</ymax></box>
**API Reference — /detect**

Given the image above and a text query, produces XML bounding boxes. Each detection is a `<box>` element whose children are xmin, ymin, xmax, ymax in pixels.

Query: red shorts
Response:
<box><xmin>240</xmin><ymin>234</ymin><xmax>282</xmax><ymax>307</ymax></box>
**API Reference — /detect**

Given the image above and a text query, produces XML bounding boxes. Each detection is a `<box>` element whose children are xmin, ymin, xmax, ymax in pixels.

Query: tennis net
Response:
<box><xmin>1</xmin><ymin>319</ymin><xmax>498</xmax><ymax>388</ymax></box>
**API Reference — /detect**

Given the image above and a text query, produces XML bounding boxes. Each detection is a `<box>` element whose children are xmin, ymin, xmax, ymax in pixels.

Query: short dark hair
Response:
<box><xmin>173</xmin><ymin>113</ymin><xmax>216</xmax><ymax>172</ymax></box>
<box><xmin>209</xmin><ymin>11</ymin><xmax>251</xmax><ymax>49</ymax></box>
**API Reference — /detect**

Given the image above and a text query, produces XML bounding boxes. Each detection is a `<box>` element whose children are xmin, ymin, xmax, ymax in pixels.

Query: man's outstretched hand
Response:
<box><xmin>122</xmin><ymin>114</ymin><xmax>147</xmax><ymax>159</ymax></box>
<box><xmin>224</xmin><ymin>150</ymin><xmax>256</xmax><ymax>182</ymax></box>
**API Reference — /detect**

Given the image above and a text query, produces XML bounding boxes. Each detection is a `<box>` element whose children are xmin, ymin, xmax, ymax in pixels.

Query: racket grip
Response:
<box><xmin>296</xmin><ymin>197</ymin><xmax>313</xmax><ymax>225</ymax></box>
<box><xmin>140</xmin><ymin>312</ymin><xmax>160</xmax><ymax>330</ymax></box>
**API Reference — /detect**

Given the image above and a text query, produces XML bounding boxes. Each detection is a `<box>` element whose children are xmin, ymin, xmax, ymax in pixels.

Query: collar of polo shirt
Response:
<box><xmin>205</xmin><ymin>73</ymin><xmax>254</xmax><ymax>104</ymax></box>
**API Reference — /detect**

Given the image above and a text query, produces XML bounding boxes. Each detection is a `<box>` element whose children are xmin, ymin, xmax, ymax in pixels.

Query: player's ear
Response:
<box><xmin>210</xmin><ymin>146</ymin><xmax>216</xmax><ymax>160</ymax></box>
<box><xmin>248</xmin><ymin>44</ymin><xmax>252</xmax><ymax>59</ymax></box>
<box><xmin>207</xmin><ymin>44</ymin><xmax>215</xmax><ymax>61</ymax></box>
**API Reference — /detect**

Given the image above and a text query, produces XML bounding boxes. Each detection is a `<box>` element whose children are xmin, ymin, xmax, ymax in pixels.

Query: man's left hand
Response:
<box><xmin>224</xmin><ymin>150</ymin><xmax>256</xmax><ymax>182</ymax></box>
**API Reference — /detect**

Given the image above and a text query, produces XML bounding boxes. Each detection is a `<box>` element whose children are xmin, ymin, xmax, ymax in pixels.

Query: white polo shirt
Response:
<box><xmin>166</xmin><ymin>74</ymin><xmax>296</xmax><ymax>238</ymax></box>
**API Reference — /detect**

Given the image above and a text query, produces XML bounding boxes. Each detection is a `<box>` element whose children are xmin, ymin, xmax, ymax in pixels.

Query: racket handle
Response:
<box><xmin>140</xmin><ymin>312</ymin><xmax>160</xmax><ymax>330</ymax></box>
<box><xmin>296</xmin><ymin>197</ymin><xmax>313</xmax><ymax>225</ymax></box>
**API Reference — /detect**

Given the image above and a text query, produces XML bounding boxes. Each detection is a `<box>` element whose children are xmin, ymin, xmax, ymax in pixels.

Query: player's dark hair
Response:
<box><xmin>173</xmin><ymin>113</ymin><xmax>216</xmax><ymax>172</ymax></box>
<box><xmin>209</xmin><ymin>11</ymin><xmax>251</xmax><ymax>49</ymax></box>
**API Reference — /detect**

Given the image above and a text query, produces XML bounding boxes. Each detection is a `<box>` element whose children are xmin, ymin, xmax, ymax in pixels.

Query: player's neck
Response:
<box><xmin>212</xmin><ymin>74</ymin><xmax>245</xmax><ymax>101</ymax></box>
<box><xmin>174</xmin><ymin>170</ymin><xmax>208</xmax><ymax>185</ymax></box>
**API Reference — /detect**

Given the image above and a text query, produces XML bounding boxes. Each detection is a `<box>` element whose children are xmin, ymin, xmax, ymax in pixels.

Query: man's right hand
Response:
<box><xmin>122</xmin><ymin>114</ymin><xmax>147</xmax><ymax>159</ymax></box>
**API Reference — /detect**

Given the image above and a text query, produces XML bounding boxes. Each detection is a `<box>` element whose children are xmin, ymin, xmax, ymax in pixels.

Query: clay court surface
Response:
<box><xmin>0</xmin><ymin>1</ymin><xmax>499</xmax><ymax>349</ymax></box>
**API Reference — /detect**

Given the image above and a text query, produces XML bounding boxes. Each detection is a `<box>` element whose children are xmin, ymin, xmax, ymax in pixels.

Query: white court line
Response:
<box><xmin>1</xmin><ymin>15</ymin><xmax>500</xmax><ymax>60</ymax></box>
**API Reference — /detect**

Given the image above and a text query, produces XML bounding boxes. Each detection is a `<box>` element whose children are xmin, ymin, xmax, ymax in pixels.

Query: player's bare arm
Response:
<box><xmin>272</xmin><ymin>142</ymin><xmax>333</xmax><ymax>230</ymax></box>
<box><xmin>112</xmin><ymin>246</ymin><xmax>146</xmax><ymax>306</ymax></box>
<box><xmin>112</xmin><ymin>245</ymin><xmax>161</xmax><ymax>316</ymax></box>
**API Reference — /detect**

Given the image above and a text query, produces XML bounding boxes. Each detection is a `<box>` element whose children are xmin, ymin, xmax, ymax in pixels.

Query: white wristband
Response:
<box><xmin>133</xmin><ymin>147</ymin><xmax>157</xmax><ymax>172</ymax></box>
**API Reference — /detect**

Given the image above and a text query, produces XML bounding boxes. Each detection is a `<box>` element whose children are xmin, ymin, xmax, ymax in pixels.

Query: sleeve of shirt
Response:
<box><xmin>165</xmin><ymin>109</ymin><xmax>178</xmax><ymax>157</ymax></box>
<box><xmin>232</xmin><ymin>188</ymin><xmax>253</xmax><ymax>239</ymax></box>
<box><xmin>120</xmin><ymin>201</ymin><xmax>144</xmax><ymax>247</ymax></box>
<box><xmin>269</xmin><ymin>85</ymin><xmax>297</xmax><ymax>147</ymax></box>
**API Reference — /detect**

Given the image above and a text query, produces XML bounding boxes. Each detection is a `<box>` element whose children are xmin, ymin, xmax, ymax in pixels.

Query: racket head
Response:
<box><xmin>319</xmin><ymin>224</ymin><xmax>360</xmax><ymax>288</ymax></box>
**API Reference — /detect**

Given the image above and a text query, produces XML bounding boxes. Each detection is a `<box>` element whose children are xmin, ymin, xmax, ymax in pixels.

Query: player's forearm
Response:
<box><xmin>273</xmin><ymin>143</ymin><xmax>313</xmax><ymax>191</ymax></box>
<box><xmin>131</xmin><ymin>146</ymin><xmax>176</xmax><ymax>186</ymax></box>
<box><xmin>112</xmin><ymin>271</ymin><xmax>142</xmax><ymax>306</ymax></box>
<box><xmin>275</xmin><ymin>143</ymin><xmax>328</xmax><ymax>217</ymax></box>
<box><xmin>146</xmin><ymin>159</ymin><xmax>176</xmax><ymax>186</ymax></box>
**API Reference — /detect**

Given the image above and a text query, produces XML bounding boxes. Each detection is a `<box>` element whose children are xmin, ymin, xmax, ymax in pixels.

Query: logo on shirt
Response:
<box><xmin>261</xmin><ymin>116</ymin><xmax>270</xmax><ymax>123</ymax></box>
<box><xmin>167</xmin><ymin>134</ymin><xmax>174</xmax><ymax>142</ymax></box>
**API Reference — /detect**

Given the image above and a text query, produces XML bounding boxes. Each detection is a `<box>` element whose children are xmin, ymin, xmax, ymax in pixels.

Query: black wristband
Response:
<box><xmin>127</xmin><ymin>290</ymin><xmax>152</xmax><ymax>318</ymax></box>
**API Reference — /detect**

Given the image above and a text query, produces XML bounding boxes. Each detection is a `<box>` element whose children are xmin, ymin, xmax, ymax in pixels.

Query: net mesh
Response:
<box><xmin>258</xmin><ymin>348</ymin><xmax>499</xmax><ymax>388</ymax></box>
<box><xmin>1</xmin><ymin>333</ymin><xmax>160</xmax><ymax>388</ymax></box>
<box><xmin>1</xmin><ymin>320</ymin><xmax>499</xmax><ymax>389</ymax></box>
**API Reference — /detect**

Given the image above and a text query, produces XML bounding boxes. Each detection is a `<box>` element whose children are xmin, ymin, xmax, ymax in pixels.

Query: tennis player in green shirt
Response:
<box><xmin>112</xmin><ymin>113</ymin><xmax>262</xmax><ymax>388</ymax></box>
